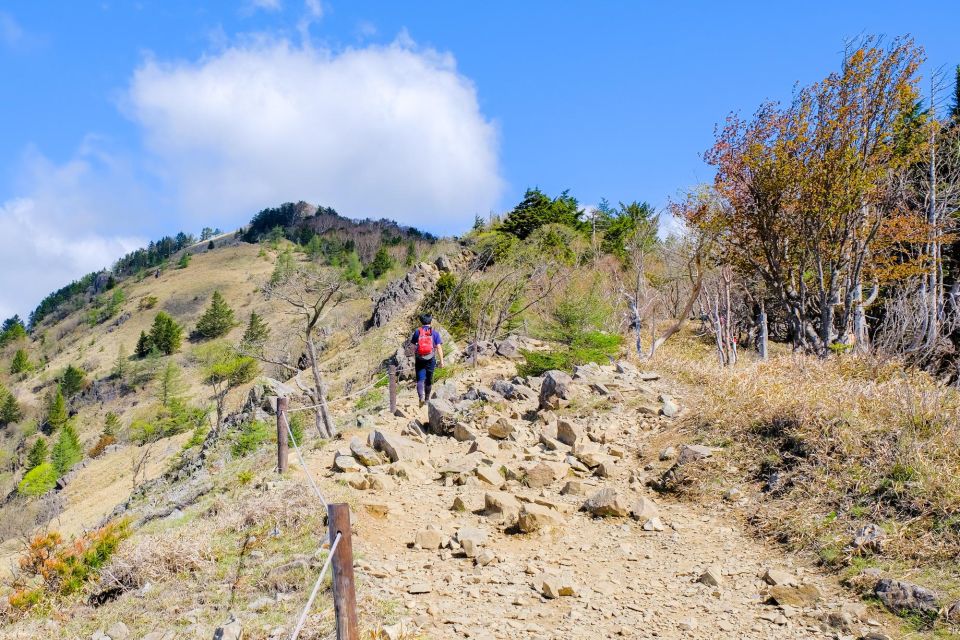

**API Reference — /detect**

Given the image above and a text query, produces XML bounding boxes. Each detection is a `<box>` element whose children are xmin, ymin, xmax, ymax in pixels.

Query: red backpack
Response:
<box><xmin>417</xmin><ymin>327</ymin><xmax>434</xmax><ymax>357</ymax></box>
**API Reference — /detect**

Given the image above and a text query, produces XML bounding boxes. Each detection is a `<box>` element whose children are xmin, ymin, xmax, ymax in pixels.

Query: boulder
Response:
<box><xmin>560</xmin><ymin>480</ymin><xmax>587</xmax><ymax>496</ymax></box>
<box><xmin>768</xmin><ymin>584</ymin><xmax>822</xmax><ymax>607</ymax></box>
<box><xmin>415</xmin><ymin>528</ymin><xmax>443</xmax><ymax>550</ymax></box>
<box><xmin>524</xmin><ymin>462</ymin><xmax>558</xmax><ymax>489</ymax></box>
<box><xmin>517</xmin><ymin>503</ymin><xmax>564</xmax><ymax>533</ymax></box>
<box><xmin>762</xmin><ymin>568</ymin><xmax>797</xmax><ymax>587</ymax></box>
<box><xmin>556</xmin><ymin>419</ymin><xmax>584</xmax><ymax>447</ymax></box>
<box><xmin>629</xmin><ymin>497</ymin><xmax>659</xmax><ymax>521</ymax></box>
<box><xmin>582</xmin><ymin>488</ymin><xmax>629</xmax><ymax>518</ymax></box>
<box><xmin>495</xmin><ymin>336</ymin><xmax>523</xmax><ymax>359</ymax></box>
<box><xmin>537</xmin><ymin>574</ymin><xmax>577</xmax><ymax>599</ymax></box>
<box><xmin>372</xmin><ymin>430</ymin><xmax>426</xmax><ymax>463</ymax></box>
<box><xmin>334</xmin><ymin>454</ymin><xmax>363</xmax><ymax>473</ymax></box>
<box><xmin>435</xmin><ymin>254</ymin><xmax>453</xmax><ymax>272</ymax></box>
<box><xmin>106</xmin><ymin>623</ymin><xmax>131</xmax><ymax>640</ymax></box>
<box><xmin>427</xmin><ymin>399</ymin><xmax>458</xmax><ymax>435</ymax></box>
<box><xmin>678</xmin><ymin>444</ymin><xmax>713</xmax><ymax>464</ymax></box>
<box><xmin>475</xmin><ymin>465</ymin><xmax>505</xmax><ymax>488</ymax></box>
<box><xmin>349</xmin><ymin>437</ymin><xmax>384</xmax><ymax>467</ymax></box>
<box><xmin>874</xmin><ymin>578</ymin><xmax>940</xmax><ymax>616</ymax></box>
<box><xmin>213</xmin><ymin>618</ymin><xmax>243</xmax><ymax>640</ymax></box>
<box><xmin>484</xmin><ymin>491</ymin><xmax>522</xmax><ymax>525</ymax></box>
<box><xmin>468</xmin><ymin>436</ymin><xmax>500</xmax><ymax>457</ymax></box>
<box><xmin>487</xmin><ymin>418</ymin><xmax>514</xmax><ymax>440</ymax></box>
<box><xmin>453</xmin><ymin>422</ymin><xmax>479</xmax><ymax>442</ymax></box>
<box><xmin>539</xmin><ymin>370</ymin><xmax>574</xmax><ymax>410</ymax></box>
<box><xmin>698</xmin><ymin>566</ymin><xmax>723</xmax><ymax>587</ymax></box>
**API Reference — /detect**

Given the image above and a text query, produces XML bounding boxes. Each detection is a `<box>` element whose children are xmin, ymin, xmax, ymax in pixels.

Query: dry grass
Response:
<box><xmin>654</xmin><ymin>331</ymin><xmax>960</xmax><ymax>605</ymax></box>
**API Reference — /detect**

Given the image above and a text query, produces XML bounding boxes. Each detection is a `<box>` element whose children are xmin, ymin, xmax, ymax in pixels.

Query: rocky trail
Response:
<box><xmin>292</xmin><ymin>354</ymin><xmax>893</xmax><ymax>640</ymax></box>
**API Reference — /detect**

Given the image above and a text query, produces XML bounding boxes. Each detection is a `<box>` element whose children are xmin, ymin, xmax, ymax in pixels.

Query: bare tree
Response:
<box><xmin>260</xmin><ymin>265</ymin><xmax>354</xmax><ymax>438</ymax></box>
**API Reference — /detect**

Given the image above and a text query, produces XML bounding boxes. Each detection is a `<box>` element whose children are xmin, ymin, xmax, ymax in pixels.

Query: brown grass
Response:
<box><xmin>654</xmin><ymin>332</ymin><xmax>960</xmax><ymax>603</ymax></box>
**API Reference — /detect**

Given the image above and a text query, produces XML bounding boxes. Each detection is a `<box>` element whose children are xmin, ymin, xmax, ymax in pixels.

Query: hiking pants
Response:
<box><xmin>415</xmin><ymin>357</ymin><xmax>436</xmax><ymax>401</ymax></box>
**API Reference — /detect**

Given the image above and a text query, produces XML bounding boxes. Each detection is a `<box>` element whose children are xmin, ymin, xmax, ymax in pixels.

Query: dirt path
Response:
<box><xmin>303</xmin><ymin>359</ymin><xmax>893</xmax><ymax>640</ymax></box>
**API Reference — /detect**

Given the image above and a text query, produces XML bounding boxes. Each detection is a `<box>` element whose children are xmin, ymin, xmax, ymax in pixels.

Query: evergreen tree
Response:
<box><xmin>0</xmin><ymin>393</ymin><xmax>22</xmax><ymax>426</ymax></box>
<box><xmin>149</xmin><ymin>312</ymin><xmax>183</xmax><ymax>355</ymax></box>
<box><xmin>207</xmin><ymin>240</ymin><xmax>215</xmax><ymax>251</ymax></box>
<box><xmin>51</xmin><ymin>422</ymin><xmax>82</xmax><ymax>477</ymax></box>
<box><xmin>499</xmin><ymin>188</ymin><xmax>583</xmax><ymax>239</ymax></box>
<box><xmin>26</xmin><ymin>437</ymin><xmax>48</xmax><ymax>471</ymax></box>
<box><xmin>103</xmin><ymin>412</ymin><xmax>120</xmax><ymax>438</ymax></box>
<box><xmin>112</xmin><ymin>344</ymin><xmax>129</xmax><ymax>380</ymax></box>
<box><xmin>366</xmin><ymin>246</ymin><xmax>393</xmax><ymax>279</ymax></box>
<box><xmin>0</xmin><ymin>315</ymin><xmax>27</xmax><ymax>347</ymax></box>
<box><xmin>135</xmin><ymin>330</ymin><xmax>154</xmax><ymax>358</ymax></box>
<box><xmin>194</xmin><ymin>291</ymin><xmax>237</xmax><ymax>339</ymax></box>
<box><xmin>10</xmin><ymin>349</ymin><xmax>30</xmax><ymax>374</ymax></box>
<box><xmin>158</xmin><ymin>360</ymin><xmax>185</xmax><ymax>408</ymax></box>
<box><xmin>240</xmin><ymin>312</ymin><xmax>270</xmax><ymax>349</ymax></box>
<box><xmin>46</xmin><ymin>386</ymin><xmax>69</xmax><ymax>432</ymax></box>
<box><xmin>60</xmin><ymin>364</ymin><xmax>87</xmax><ymax>398</ymax></box>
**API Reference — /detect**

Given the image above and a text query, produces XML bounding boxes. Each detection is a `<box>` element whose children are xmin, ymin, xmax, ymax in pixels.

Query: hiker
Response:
<box><xmin>411</xmin><ymin>314</ymin><xmax>444</xmax><ymax>406</ymax></box>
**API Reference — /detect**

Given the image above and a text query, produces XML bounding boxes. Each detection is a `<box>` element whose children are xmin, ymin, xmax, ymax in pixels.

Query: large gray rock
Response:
<box><xmin>874</xmin><ymin>578</ymin><xmax>940</xmax><ymax>616</ymax></box>
<box><xmin>371</xmin><ymin>430</ymin><xmax>426</xmax><ymax>463</ymax></box>
<box><xmin>495</xmin><ymin>336</ymin><xmax>524</xmax><ymax>359</ymax></box>
<box><xmin>427</xmin><ymin>398</ymin><xmax>458</xmax><ymax>435</ymax></box>
<box><xmin>367</xmin><ymin>262</ymin><xmax>440</xmax><ymax>329</ymax></box>
<box><xmin>539</xmin><ymin>370</ymin><xmax>574</xmax><ymax>410</ymax></box>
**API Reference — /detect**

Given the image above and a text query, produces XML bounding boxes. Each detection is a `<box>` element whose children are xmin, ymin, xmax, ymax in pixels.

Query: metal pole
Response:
<box><xmin>277</xmin><ymin>396</ymin><xmax>289</xmax><ymax>474</ymax></box>
<box><xmin>328</xmin><ymin>503</ymin><xmax>359</xmax><ymax>640</ymax></box>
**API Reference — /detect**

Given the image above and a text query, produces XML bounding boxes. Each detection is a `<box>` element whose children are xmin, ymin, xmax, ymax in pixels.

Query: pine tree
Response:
<box><xmin>113</xmin><ymin>344</ymin><xmax>129</xmax><ymax>380</ymax></box>
<box><xmin>51</xmin><ymin>422</ymin><xmax>82</xmax><ymax>477</ymax></box>
<box><xmin>135</xmin><ymin>331</ymin><xmax>154</xmax><ymax>358</ymax></box>
<box><xmin>60</xmin><ymin>364</ymin><xmax>86</xmax><ymax>398</ymax></box>
<box><xmin>158</xmin><ymin>360</ymin><xmax>185</xmax><ymax>408</ymax></box>
<box><xmin>149</xmin><ymin>312</ymin><xmax>183</xmax><ymax>355</ymax></box>
<box><xmin>0</xmin><ymin>315</ymin><xmax>27</xmax><ymax>347</ymax></box>
<box><xmin>366</xmin><ymin>247</ymin><xmax>393</xmax><ymax>279</ymax></box>
<box><xmin>46</xmin><ymin>386</ymin><xmax>69</xmax><ymax>432</ymax></box>
<box><xmin>26</xmin><ymin>437</ymin><xmax>48</xmax><ymax>471</ymax></box>
<box><xmin>103</xmin><ymin>412</ymin><xmax>120</xmax><ymax>438</ymax></box>
<box><xmin>240</xmin><ymin>312</ymin><xmax>270</xmax><ymax>349</ymax></box>
<box><xmin>10</xmin><ymin>349</ymin><xmax>30</xmax><ymax>374</ymax></box>
<box><xmin>195</xmin><ymin>291</ymin><xmax>237</xmax><ymax>339</ymax></box>
<box><xmin>0</xmin><ymin>393</ymin><xmax>22</xmax><ymax>426</ymax></box>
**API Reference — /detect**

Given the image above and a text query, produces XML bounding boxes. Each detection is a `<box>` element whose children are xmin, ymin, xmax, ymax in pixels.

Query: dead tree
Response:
<box><xmin>261</xmin><ymin>266</ymin><xmax>353</xmax><ymax>439</ymax></box>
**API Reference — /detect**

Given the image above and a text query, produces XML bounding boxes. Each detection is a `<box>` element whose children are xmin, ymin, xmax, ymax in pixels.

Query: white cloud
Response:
<box><xmin>0</xmin><ymin>197</ymin><xmax>143</xmax><ymax>321</ymax></box>
<box><xmin>245</xmin><ymin>0</ymin><xmax>282</xmax><ymax>12</ymax></box>
<box><xmin>126</xmin><ymin>37</ymin><xmax>503</xmax><ymax>234</ymax></box>
<box><xmin>0</xmin><ymin>143</ymin><xmax>146</xmax><ymax>320</ymax></box>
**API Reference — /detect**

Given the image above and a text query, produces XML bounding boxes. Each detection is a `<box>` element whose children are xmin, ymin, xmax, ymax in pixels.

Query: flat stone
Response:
<box><xmin>768</xmin><ymin>584</ymin><xmax>822</xmax><ymax>607</ymax></box>
<box><xmin>415</xmin><ymin>529</ymin><xmax>443</xmax><ymax>550</ymax></box>
<box><xmin>763</xmin><ymin>568</ymin><xmax>797</xmax><ymax>587</ymax></box>
<box><xmin>372</xmin><ymin>430</ymin><xmax>427</xmax><ymax>463</ymax></box>
<box><xmin>475</xmin><ymin>465</ymin><xmax>504</xmax><ymax>488</ymax></box>
<box><xmin>334</xmin><ymin>454</ymin><xmax>363</xmax><ymax>473</ymax></box>
<box><xmin>349</xmin><ymin>437</ymin><xmax>383</xmax><ymax>466</ymax></box>
<box><xmin>453</xmin><ymin>422</ymin><xmax>479</xmax><ymax>442</ymax></box>
<box><xmin>699</xmin><ymin>566</ymin><xmax>723</xmax><ymax>587</ymax></box>
<box><xmin>488</xmin><ymin>418</ymin><xmax>514</xmax><ymax>440</ymax></box>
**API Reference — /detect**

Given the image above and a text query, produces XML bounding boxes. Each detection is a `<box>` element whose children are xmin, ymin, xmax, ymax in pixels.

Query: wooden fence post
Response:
<box><xmin>276</xmin><ymin>396</ymin><xmax>289</xmax><ymax>474</ymax></box>
<box><xmin>328</xmin><ymin>503</ymin><xmax>359</xmax><ymax>640</ymax></box>
<box><xmin>388</xmin><ymin>365</ymin><xmax>397</xmax><ymax>415</ymax></box>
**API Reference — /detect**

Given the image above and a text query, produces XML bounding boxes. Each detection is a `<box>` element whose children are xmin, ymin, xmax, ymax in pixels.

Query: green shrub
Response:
<box><xmin>471</xmin><ymin>231</ymin><xmax>518</xmax><ymax>264</ymax></box>
<box><xmin>18</xmin><ymin>463</ymin><xmax>57</xmax><ymax>496</ymax></box>
<box><xmin>129</xmin><ymin>400</ymin><xmax>208</xmax><ymax>444</ymax></box>
<box><xmin>233</xmin><ymin>420</ymin><xmax>270</xmax><ymax>457</ymax></box>
<box><xmin>288</xmin><ymin>412</ymin><xmax>306</xmax><ymax>446</ymax></box>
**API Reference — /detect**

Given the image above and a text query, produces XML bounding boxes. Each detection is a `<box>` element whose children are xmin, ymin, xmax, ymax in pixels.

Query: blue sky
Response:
<box><xmin>0</xmin><ymin>1</ymin><xmax>958</xmax><ymax>319</ymax></box>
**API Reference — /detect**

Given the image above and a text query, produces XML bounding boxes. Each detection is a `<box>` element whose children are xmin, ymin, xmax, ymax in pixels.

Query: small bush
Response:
<box><xmin>18</xmin><ymin>463</ymin><xmax>57</xmax><ymax>497</ymax></box>
<box><xmin>138</xmin><ymin>296</ymin><xmax>159</xmax><ymax>311</ymax></box>
<box><xmin>129</xmin><ymin>401</ymin><xmax>208</xmax><ymax>445</ymax></box>
<box><xmin>88</xmin><ymin>434</ymin><xmax>117</xmax><ymax>459</ymax></box>
<box><xmin>288</xmin><ymin>412</ymin><xmax>306</xmax><ymax>446</ymax></box>
<box><xmin>8</xmin><ymin>521</ymin><xmax>130</xmax><ymax>611</ymax></box>
<box><xmin>233</xmin><ymin>420</ymin><xmax>270</xmax><ymax>457</ymax></box>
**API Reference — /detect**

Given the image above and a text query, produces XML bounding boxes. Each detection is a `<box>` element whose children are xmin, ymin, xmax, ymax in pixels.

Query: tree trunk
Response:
<box><xmin>852</xmin><ymin>282</ymin><xmax>870</xmax><ymax>354</ymax></box>
<box><xmin>758</xmin><ymin>305</ymin><xmax>768</xmax><ymax>361</ymax></box>
<box><xmin>305</xmin><ymin>336</ymin><xmax>335</xmax><ymax>438</ymax></box>
<box><xmin>819</xmin><ymin>296</ymin><xmax>834</xmax><ymax>356</ymax></box>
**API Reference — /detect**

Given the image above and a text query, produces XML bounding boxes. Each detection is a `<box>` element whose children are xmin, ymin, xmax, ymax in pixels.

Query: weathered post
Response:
<box><xmin>276</xmin><ymin>396</ymin><xmax>289</xmax><ymax>474</ymax></box>
<box><xmin>328</xmin><ymin>503</ymin><xmax>359</xmax><ymax>640</ymax></box>
<box><xmin>388</xmin><ymin>365</ymin><xmax>398</xmax><ymax>415</ymax></box>
<box><xmin>758</xmin><ymin>304</ymin><xmax>769</xmax><ymax>361</ymax></box>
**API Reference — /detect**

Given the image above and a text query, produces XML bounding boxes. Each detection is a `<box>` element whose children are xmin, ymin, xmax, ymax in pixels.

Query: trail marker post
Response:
<box><xmin>276</xmin><ymin>396</ymin><xmax>289</xmax><ymax>474</ymax></box>
<box><xmin>388</xmin><ymin>365</ymin><xmax>398</xmax><ymax>415</ymax></box>
<box><xmin>328</xmin><ymin>503</ymin><xmax>359</xmax><ymax>640</ymax></box>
